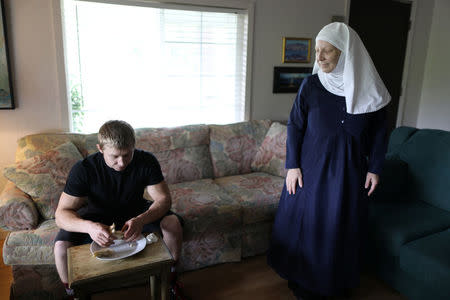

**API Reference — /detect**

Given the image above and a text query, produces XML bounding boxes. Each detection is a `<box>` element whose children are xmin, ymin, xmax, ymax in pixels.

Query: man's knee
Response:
<box><xmin>160</xmin><ymin>215</ymin><xmax>182</xmax><ymax>236</ymax></box>
<box><xmin>54</xmin><ymin>240</ymin><xmax>72</xmax><ymax>256</ymax></box>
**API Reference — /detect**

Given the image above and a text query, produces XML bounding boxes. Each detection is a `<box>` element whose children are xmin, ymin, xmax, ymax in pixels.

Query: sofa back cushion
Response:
<box><xmin>16</xmin><ymin>133</ymin><xmax>98</xmax><ymax>161</ymax></box>
<box><xmin>3</xmin><ymin>142</ymin><xmax>83</xmax><ymax>219</ymax></box>
<box><xmin>136</xmin><ymin>124</ymin><xmax>213</xmax><ymax>184</ymax></box>
<box><xmin>387</xmin><ymin>126</ymin><xmax>418</xmax><ymax>157</ymax></box>
<box><xmin>135</xmin><ymin>124</ymin><xmax>209</xmax><ymax>152</ymax></box>
<box><xmin>209</xmin><ymin>120</ymin><xmax>272</xmax><ymax>177</ymax></box>
<box><xmin>153</xmin><ymin>146</ymin><xmax>213</xmax><ymax>184</ymax></box>
<box><xmin>399</xmin><ymin>129</ymin><xmax>450</xmax><ymax>212</ymax></box>
<box><xmin>251</xmin><ymin>122</ymin><xmax>287</xmax><ymax>177</ymax></box>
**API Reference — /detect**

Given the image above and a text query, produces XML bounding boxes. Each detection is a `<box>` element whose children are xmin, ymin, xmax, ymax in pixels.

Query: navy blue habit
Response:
<box><xmin>267</xmin><ymin>74</ymin><xmax>387</xmax><ymax>296</ymax></box>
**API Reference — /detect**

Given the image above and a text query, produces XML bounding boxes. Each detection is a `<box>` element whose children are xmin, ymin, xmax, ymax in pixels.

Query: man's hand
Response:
<box><xmin>365</xmin><ymin>172</ymin><xmax>380</xmax><ymax>196</ymax></box>
<box><xmin>87</xmin><ymin>222</ymin><xmax>114</xmax><ymax>247</ymax></box>
<box><xmin>122</xmin><ymin>217</ymin><xmax>145</xmax><ymax>242</ymax></box>
<box><xmin>286</xmin><ymin>168</ymin><xmax>303</xmax><ymax>195</ymax></box>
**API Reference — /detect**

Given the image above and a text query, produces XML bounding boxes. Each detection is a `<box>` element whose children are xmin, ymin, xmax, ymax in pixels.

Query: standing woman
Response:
<box><xmin>267</xmin><ymin>22</ymin><xmax>390</xmax><ymax>299</ymax></box>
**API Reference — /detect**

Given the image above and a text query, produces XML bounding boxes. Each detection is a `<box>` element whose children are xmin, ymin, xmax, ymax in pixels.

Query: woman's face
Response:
<box><xmin>315</xmin><ymin>40</ymin><xmax>341</xmax><ymax>73</ymax></box>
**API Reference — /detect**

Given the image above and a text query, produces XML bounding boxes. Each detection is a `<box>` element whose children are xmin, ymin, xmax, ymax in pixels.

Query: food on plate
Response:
<box><xmin>109</xmin><ymin>223</ymin><xmax>116</xmax><ymax>234</ymax></box>
<box><xmin>113</xmin><ymin>230</ymin><xmax>124</xmax><ymax>240</ymax></box>
<box><xmin>109</xmin><ymin>223</ymin><xmax>124</xmax><ymax>239</ymax></box>
<box><xmin>93</xmin><ymin>249</ymin><xmax>114</xmax><ymax>258</ymax></box>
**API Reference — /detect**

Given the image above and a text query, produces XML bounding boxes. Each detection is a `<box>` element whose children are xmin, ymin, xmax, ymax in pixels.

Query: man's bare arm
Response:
<box><xmin>121</xmin><ymin>181</ymin><xmax>172</xmax><ymax>240</ymax></box>
<box><xmin>141</xmin><ymin>180</ymin><xmax>172</xmax><ymax>222</ymax></box>
<box><xmin>55</xmin><ymin>192</ymin><xmax>113</xmax><ymax>246</ymax></box>
<box><xmin>55</xmin><ymin>192</ymin><xmax>89</xmax><ymax>232</ymax></box>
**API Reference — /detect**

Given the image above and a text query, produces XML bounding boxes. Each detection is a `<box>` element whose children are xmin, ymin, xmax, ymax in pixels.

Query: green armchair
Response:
<box><xmin>367</xmin><ymin>126</ymin><xmax>450</xmax><ymax>300</ymax></box>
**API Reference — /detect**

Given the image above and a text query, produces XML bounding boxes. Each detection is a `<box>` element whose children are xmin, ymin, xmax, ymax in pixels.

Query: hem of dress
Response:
<box><xmin>267</xmin><ymin>253</ymin><xmax>353</xmax><ymax>297</ymax></box>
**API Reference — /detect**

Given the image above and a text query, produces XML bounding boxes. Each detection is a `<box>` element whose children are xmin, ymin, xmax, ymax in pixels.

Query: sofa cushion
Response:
<box><xmin>16</xmin><ymin>133</ymin><xmax>97</xmax><ymax>161</ymax></box>
<box><xmin>0</xmin><ymin>181</ymin><xmax>39</xmax><ymax>230</ymax></box>
<box><xmin>154</xmin><ymin>145</ymin><xmax>213</xmax><ymax>184</ymax></box>
<box><xmin>214</xmin><ymin>172</ymin><xmax>284</xmax><ymax>225</ymax></box>
<box><xmin>399</xmin><ymin>129</ymin><xmax>450</xmax><ymax>211</ymax></box>
<box><xmin>168</xmin><ymin>179</ymin><xmax>242</xmax><ymax>271</ymax></box>
<box><xmin>179</xmin><ymin>231</ymin><xmax>241</xmax><ymax>272</ymax></box>
<box><xmin>386</xmin><ymin>126</ymin><xmax>417</xmax><ymax>156</ymax></box>
<box><xmin>3</xmin><ymin>142</ymin><xmax>83</xmax><ymax>219</ymax></box>
<box><xmin>368</xmin><ymin>200</ymin><xmax>450</xmax><ymax>257</ymax></box>
<box><xmin>135</xmin><ymin>124</ymin><xmax>210</xmax><ymax>152</ymax></box>
<box><xmin>251</xmin><ymin>122</ymin><xmax>287</xmax><ymax>177</ymax></box>
<box><xmin>136</xmin><ymin>125</ymin><xmax>213</xmax><ymax>184</ymax></box>
<box><xmin>400</xmin><ymin>229</ymin><xmax>450</xmax><ymax>287</ymax></box>
<box><xmin>169</xmin><ymin>179</ymin><xmax>241</xmax><ymax>235</ymax></box>
<box><xmin>2</xmin><ymin>220</ymin><xmax>58</xmax><ymax>265</ymax></box>
<box><xmin>209</xmin><ymin>120</ymin><xmax>271</xmax><ymax>177</ymax></box>
<box><xmin>242</xmin><ymin>222</ymin><xmax>272</xmax><ymax>258</ymax></box>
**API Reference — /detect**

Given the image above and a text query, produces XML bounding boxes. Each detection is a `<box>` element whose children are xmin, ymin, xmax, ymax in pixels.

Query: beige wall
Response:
<box><xmin>0</xmin><ymin>0</ymin><xmax>69</xmax><ymax>191</ymax></box>
<box><xmin>416</xmin><ymin>0</ymin><xmax>450</xmax><ymax>130</ymax></box>
<box><xmin>250</xmin><ymin>0</ymin><xmax>346</xmax><ymax>121</ymax></box>
<box><xmin>0</xmin><ymin>0</ymin><xmax>441</xmax><ymax>192</ymax></box>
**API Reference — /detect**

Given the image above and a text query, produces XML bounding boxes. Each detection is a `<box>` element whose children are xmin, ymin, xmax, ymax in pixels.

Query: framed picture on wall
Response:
<box><xmin>0</xmin><ymin>0</ymin><xmax>15</xmax><ymax>109</ymax></box>
<box><xmin>282</xmin><ymin>37</ymin><xmax>311</xmax><ymax>63</ymax></box>
<box><xmin>273</xmin><ymin>67</ymin><xmax>313</xmax><ymax>93</ymax></box>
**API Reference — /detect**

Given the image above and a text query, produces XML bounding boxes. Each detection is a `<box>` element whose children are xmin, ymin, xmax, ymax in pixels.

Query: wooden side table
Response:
<box><xmin>67</xmin><ymin>235</ymin><xmax>174</xmax><ymax>300</ymax></box>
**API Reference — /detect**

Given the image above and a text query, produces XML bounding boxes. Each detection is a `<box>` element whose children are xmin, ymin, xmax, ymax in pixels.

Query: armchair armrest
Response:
<box><xmin>372</xmin><ymin>156</ymin><xmax>409</xmax><ymax>202</ymax></box>
<box><xmin>0</xmin><ymin>181</ymin><xmax>40</xmax><ymax>230</ymax></box>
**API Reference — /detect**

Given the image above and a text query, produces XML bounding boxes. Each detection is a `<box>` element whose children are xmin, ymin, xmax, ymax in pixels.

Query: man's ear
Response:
<box><xmin>96</xmin><ymin>144</ymin><xmax>103</xmax><ymax>153</ymax></box>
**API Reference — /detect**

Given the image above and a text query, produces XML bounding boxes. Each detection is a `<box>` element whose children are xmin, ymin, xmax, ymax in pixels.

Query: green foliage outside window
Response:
<box><xmin>70</xmin><ymin>83</ymin><xmax>84</xmax><ymax>133</ymax></box>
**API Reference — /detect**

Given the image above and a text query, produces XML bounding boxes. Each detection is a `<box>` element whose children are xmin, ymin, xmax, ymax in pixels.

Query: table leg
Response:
<box><xmin>150</xmin><ymin>275</ymin><xmax>156</xmax><ymax>300</ymax></box>
<box><xmin>161</xmin><ymin>267</ymin><xmax>170</xmax><ymax>300</ymax></box>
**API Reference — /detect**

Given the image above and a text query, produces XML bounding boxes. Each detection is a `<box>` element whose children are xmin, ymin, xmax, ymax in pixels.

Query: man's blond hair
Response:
<box><xmin>98</xmin><ymin>120</ymin><xmax>136</xmax><ymax>150</ymax></box>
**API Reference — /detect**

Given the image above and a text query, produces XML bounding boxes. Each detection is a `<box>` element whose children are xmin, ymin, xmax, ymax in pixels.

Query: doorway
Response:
<box><xmin>348</xmin><ymin>0</ymin><xmax>412</xmax><ymax>135</ymax></box>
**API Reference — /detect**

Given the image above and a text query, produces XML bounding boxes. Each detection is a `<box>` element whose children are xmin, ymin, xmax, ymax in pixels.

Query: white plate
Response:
<box><xmin>90</xmin><ymin>234</ymin><xmax>146</xmax><ymax>261</ymax></box>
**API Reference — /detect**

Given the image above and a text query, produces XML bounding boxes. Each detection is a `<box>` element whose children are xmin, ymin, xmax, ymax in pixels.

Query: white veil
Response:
<box><xmin>312</xmin><ymin>22</ymin><xmax>391</xmax><ymax>114</ymax></box>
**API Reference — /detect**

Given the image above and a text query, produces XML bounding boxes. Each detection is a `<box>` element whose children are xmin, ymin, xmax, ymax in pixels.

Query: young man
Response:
<box><xmin>54</xmin><ymin>120</ymin><xmax>185</xmax><ymax>299</ymax></box>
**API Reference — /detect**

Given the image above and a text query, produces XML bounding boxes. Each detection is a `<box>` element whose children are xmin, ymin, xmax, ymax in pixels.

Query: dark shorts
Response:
<box><xmin>54</xmin><ymin>209</ymin><xmax>184</xmax><ymax>246</ymax></box>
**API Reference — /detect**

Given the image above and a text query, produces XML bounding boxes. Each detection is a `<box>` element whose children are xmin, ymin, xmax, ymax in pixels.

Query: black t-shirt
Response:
<box><xmin>64</xmin><ymin>149</ymin><xmax>164</xmax><ymax>226</ymax></box>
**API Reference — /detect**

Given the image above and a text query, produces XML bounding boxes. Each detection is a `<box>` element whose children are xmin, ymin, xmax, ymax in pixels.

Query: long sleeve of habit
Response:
<box><xmin>367</xmin><ymin>107</ymin><xmax>388</xmax><ymax>175</ymax></box>
<box><xmin>285</xmin><ymin>84</ymin><xmax>308</xmax><ymax>169</ymax></box>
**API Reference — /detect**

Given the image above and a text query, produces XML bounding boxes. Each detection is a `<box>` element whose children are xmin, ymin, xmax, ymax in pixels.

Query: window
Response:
<box><xmin>62</xmin><ymin>0</ymin><xmax>249</xmax><ymax>133</ymax></box>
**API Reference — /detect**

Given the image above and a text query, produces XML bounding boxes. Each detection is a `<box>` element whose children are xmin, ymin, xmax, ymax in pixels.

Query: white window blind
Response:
<box><xmin>63</xmin><ymin>0</ymin><xmax>248</xmax><ymax>133</ymax></box>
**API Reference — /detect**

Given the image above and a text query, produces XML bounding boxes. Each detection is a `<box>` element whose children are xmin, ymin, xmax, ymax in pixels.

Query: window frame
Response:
<box><xmin>53</xmin><ymin>0</ymin><xmax>255</xmax><ymax>132</ymax></box>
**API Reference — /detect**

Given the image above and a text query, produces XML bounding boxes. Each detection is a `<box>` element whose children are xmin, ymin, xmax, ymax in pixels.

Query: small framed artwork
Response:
<box><xmin>273</xmin><ymin>67</ymin><xmax>312</xmax><ymax>93</ymax></box>
<box><xmin>0</xmin><ymin>0</ymin><xmax>14</xmax><ymax>109</ymax></box>
<box><xmin>282</xmin><ymin>37</ymin><xmax>311</xmax><ymax>63</ymax></box>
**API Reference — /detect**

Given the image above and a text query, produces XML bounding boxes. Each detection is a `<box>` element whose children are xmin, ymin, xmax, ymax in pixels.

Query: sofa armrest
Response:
<box><xmin>0</xmin><ymin>181</ymin><xmax>40</xmax><ymax>230</ymax></box>
<box><xmin>372</xmin><ymin>156</ymin><xmax>409</xmax><ymax>201</ymax></box>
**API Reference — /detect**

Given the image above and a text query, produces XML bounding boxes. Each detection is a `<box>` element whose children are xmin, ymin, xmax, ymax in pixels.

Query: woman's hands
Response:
<box><xmin>286</xmin><ymin>169</ymin><xmax>379</xmax><ymax>196</ymax></box>
<box><xmin>286</xmin><ymin>168</ymin><xmax>303</xmax><ymax>195</ymax></box>
<box><xmin>365</xmin><ymin>172</ymin><xmax>379</xmax><ymax>196</ymax></box>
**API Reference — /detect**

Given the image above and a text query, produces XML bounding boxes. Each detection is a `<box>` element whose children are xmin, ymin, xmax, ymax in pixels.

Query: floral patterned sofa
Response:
<box><xmin>0</xmin><ymin>120</ymin><xmax>287</xmax><ymax>299</ymax></box>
